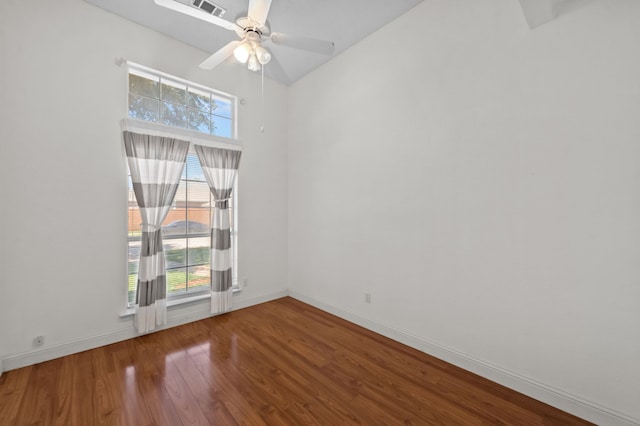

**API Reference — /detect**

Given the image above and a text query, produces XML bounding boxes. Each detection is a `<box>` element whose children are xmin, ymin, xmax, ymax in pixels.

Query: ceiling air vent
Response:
<box><xmin>192</xmin><ymin>0</ymin><xmax>226</xmax><ymax>17</ymax></box>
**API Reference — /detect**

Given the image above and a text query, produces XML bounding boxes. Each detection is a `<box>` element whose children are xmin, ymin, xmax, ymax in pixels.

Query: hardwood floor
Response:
<box><xmin>0</xmin><ymin>297</ymin><xmax>592</xmax><ymax>425</ymax></box>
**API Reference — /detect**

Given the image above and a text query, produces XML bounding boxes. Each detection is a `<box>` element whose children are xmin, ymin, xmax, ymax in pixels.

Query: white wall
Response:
<box><xmin>0</xmin><ymin>0</ymin><xmax>288</xmax><ymax>366</ymax></box>
<box><xmin>288</xmin><ymin>0</ymin><xmax>640</xmax><ymax>423</ymax></box>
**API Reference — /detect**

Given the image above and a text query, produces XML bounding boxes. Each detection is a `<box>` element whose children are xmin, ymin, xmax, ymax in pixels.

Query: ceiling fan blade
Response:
<box><xmin>199</xmin><ymin>40</ymin><xmax>242</xmax><ymax>70</ymax></box>
<box><xmin>247</xmin><ymin>0</ymin><xmax>272</xmax><ymax>26</ymax></box>
<box><xmin>154</xmin><ymin>0</ymin><xmax>238</xmax><ymax>31</ymax></box>
<box><xmin>270</xmin><ymin>33</ymin><xmax>335</xmax><ymax>56</ymax></box>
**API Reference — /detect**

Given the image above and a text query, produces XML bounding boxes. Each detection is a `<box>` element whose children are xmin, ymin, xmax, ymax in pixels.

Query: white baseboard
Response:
<box><xmin>1</xmin><ymin>289</ymin><xmax>289</xmax><ymax>373</ymax></box>
<box><xmin>289</xmin><ymin>291</ymin><xmax>639</xmax><ymax>426</ymax></box>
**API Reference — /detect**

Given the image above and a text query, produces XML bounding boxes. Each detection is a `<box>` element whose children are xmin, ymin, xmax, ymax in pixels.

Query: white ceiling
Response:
<box><xmin>518</xmin><ymin>0</ymin><xmax>572</xmax><ymax>28</ymax></box>
<box><xmin>83</xmin><ymin>0</ymin><xmax>424</xmax><ymax>85</ymax></box>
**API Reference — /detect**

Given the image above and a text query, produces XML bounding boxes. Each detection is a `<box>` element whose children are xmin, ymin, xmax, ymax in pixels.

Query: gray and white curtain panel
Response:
<box><xmin>195</xmin><ymin>145</ymin><xmax>242</xmax><ymax>314</ymax></box>
<box><xmin>124</xmin><ymin>131</ymin><xmax>189</xmax><ymax>333</ymax></box>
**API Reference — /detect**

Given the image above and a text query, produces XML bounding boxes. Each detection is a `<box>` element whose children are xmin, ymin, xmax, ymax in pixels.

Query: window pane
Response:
<box><xmin>163</xmin><ymin>212</ymin><xmax>187</xmax><ymax>235</ymax></box>
<box><xmin>128</xmin><ymin>240</ymin><xmax>140</xmax><ymax>305</ymax></box>
<box><xmin>212</xmin><ymin>116</ymin><xmax>232</xmax><ymax>138</ymax></box>
<box><xmin>161</xmin><ymin>101</ymin><xmax>186</xmax><ymax>127</ymax></box>
<box><xmin>128</xmin><ymin>94</ymin><xmax>159</xmax><ymax>122</ymax></box>
<box><xmin>188</xmin><ymin>237</ymin><xmax>210</xmax><ymax>266</ymax></box>
<box><xmin>213</xmin><ymin>98</ymin><xmax>232</xmax><ymax>118</ymax></box>
<box><xmin>165</xmin><ymin>238</ymin><xmax>187</xmax><ymax>269</ymax></box>
<box><xmin>161</xmin><ymin>81</ymin><xmax>186</xmax><ymax>105</ymax></box>
<box><xmin>189</xmin><ymin>180</ymin><xmax>211</xmax><ymax>205</ymax></box>
<box><xmin>129</xmin><ymin>73</ymin><xmax>159</xmax><ymax>98</ymax></box>
<box><xmin>174</xmin><ymin>219</ymin><xmax>209</xmax><ymax>236</ymax></box>
<box><xmin>188</xmin><ymin>108</ymin><xmax>211</xmax><ymax>133</ymax></box>
<box><xmin>188</xmin><ymin>208</ymin><xmax>210</xmax><ymax>231</ymax></box>
<box><xmin>127</xmin><ymin>67</ymin><xmax>234</xmax><ymax>139</ymax></box>
<box><xmin>128</xmin><ymin>242</ymin><xmax>140</xmax><ymax>275</ymax></box>
<box><xmin>167</xmin><ymin>269</ymin><xmax>187</xmax><ymax>296</ymax></box>
<box><xmin>185</xmin><ymin>154</ymin><xmax>206</xmax><ymax>181</ymax></box>
<box><xmin>188</xmin><ymin>88</ymin><xmax>212</xmax><ymax>113</ymax></box>
<box><xmin>127</xmin><ymin>177</ymin><xmax>142</xmax><ymax>238</ymax></box>
<box><xmin>228</xmin><ymin>206</ymin><xmax>234</xmax><ymax>230</ymax></box>
<box><xmin>167</xmin><ymin>181</ymin><xmax>187</xmax><ymax>222</ymax></box>
<box><xmin>163</xmin><ymin>180</ymin><xmax>188</xmax><ymax>237</ymax></box>
<box><xmin>128</xmin><ymin>274</ymin><xmax>137</xmax><ymax>304</ymax></box>
<box><xmin>188</xmin><ymin>265</ymin><xmax>210</xmax><ymax>293</ymax></box>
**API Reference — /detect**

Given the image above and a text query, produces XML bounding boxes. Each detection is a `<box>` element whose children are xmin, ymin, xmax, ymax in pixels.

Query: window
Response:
<box><xmin>128</xmin><ymin>65</ymin><xmax>235</xmax><ymax>137</ymax></box>
<box><xmin>126</xmin><ymin>65</ymin><xmax>238</xmax><ymax>306</ymax></box>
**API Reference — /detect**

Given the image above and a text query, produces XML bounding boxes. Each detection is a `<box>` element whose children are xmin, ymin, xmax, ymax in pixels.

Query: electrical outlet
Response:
<box><xmin>242</xmin><ymin>277</ymin><xmax>249</xmax><ymax>288</ymax></box>
<box><xmin>365</xmin><ymin>293</ymin><xmax>371</xmax><ymax>304</ymax></box>
<box><xmin>33</xmin><ymin>335</ymin><xmax>45</xmax><ymax>346</ymax></box>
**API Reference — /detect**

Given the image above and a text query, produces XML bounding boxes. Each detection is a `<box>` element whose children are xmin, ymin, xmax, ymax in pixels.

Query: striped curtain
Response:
<box><xmin>124</xmin><ymin>131</ymin><xmax>189</xmax><ymax>333</ymax></box>
<box><xmin>194</xmin><ymin>145</ymin><xmax>241</xmax><ymax>314</ymax></box>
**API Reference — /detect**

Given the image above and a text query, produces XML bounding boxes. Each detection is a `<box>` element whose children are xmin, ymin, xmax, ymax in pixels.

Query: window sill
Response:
<box><xmin>119</xmin><ymin>288</ymin><xmax>241</xmax><ymax>318</ymax></box>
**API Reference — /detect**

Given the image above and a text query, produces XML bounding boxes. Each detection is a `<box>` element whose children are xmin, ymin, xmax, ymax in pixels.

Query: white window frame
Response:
<box><xmin>124</xmin><ymin>63</ymin><xmax>240</xmax><ymax>309</ymax></box>
<box><xmin>127</xmin><ymin>62</ymin><xmax>237</xmax><ymax>137</ymax></box>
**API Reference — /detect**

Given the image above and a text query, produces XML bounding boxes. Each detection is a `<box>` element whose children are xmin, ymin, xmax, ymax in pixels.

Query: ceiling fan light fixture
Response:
<box><xmin>233</xmin><ymin>42</ymin><xmax>251</xmax><ymax>64</ymax></box>
<box><xmin>247</xmin><ymin>53</ymin><xmax>261</xmax><ymax>71</ymax></box>
<box><xmin>254</xmin><ymin>44</ymin><xmax>271</xmax><ymax>65</ymax></box>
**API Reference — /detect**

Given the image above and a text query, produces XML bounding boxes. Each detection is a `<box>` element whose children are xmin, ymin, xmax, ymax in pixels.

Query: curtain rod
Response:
<box><xmin>120</xmin><ymin>118</ymin><xmax>243</xmax><ymax>152</ymax></box>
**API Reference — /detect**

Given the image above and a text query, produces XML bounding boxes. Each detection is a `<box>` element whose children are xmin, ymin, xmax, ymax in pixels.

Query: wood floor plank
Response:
<box><xmin>250</xmin><ymin>334</ymin><xmax>363</xmax><ymax>423</ymax></box>
<box><xmin>110</xmin><ymin>341</ymin><xmax>156</xmax><ymax>426</ymax></box>
<box><xmin>165</xmin><ymin>342</ymin><xmax>239</xmax><ymax>425</ymax></box>
<box><xmin>90</xmin><ymin>347</ymin><xmax>126</xmax><ymax>425</ymax></box>
<box><xmin>129</xmin><ymin>335</ymin><xmax>185</xmax><ymax>426</ymax></box>
<box><xmin>188</xmin><ymin>349</ymin><xmax>267</xmax><ymax>425</ymax></box>
<box><xmin>13</xmin><ymin>357</ymin><xmax>63</xmax><ymax>425</ymax></box>
<box><xmin>0</xmin><ymin>297</ymin><xmax>593</xmax><ymax>425</ymax></box>
<box><xmin>51</xmin><ymin>355</ymin><xmax>74</xmax><ymax>426</ymax></box>
<box><xmin>155</xmin><ymin>334</ymin><xmax>217</xmax><ymax>426</ymax></box>
<box><xmin>0</xmin><ymin>365</ymin><xmax>32</xmax><ymax>425</ymax></box>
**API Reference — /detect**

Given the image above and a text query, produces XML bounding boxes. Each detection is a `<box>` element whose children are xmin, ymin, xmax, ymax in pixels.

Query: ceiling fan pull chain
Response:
<box><xmin>260</xmin><ymin>64</ymin><xmax>265</xmax><ymax>133</ymax></box>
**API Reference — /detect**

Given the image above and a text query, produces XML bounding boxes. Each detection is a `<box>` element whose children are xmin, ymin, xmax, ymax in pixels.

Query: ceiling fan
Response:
<box><xmin>154</xmin><ymin>0</ymin><xmax>335</xmax><ymax>73</ymax></box>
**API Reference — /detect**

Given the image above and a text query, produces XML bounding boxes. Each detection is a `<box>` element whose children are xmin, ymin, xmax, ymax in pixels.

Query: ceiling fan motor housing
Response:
<box><xmin>235</xmin><ymin>17</ymin><xmax>270</xmax><ymax>39</ymax></box>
